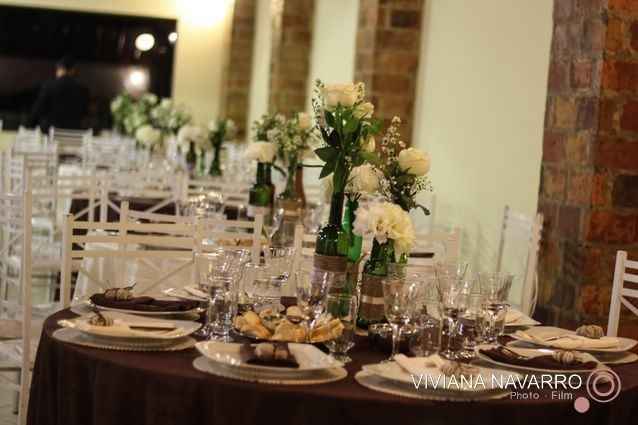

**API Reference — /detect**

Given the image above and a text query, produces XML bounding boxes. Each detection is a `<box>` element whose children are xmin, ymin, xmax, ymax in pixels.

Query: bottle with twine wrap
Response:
<box><xmin>357</xmin><ymin>239</ymin><xmax>406</xmax><ymax>329</ymax></box>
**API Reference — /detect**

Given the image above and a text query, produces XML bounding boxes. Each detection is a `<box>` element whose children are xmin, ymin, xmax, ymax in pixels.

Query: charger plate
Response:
<box><xmin>52</xmin><ymin>328</ymin><xmax>196</xmax><ymax>352</ymax></box>
<box><xmin>192</xmin><ymin>356</ymin><xmax>347</xmax><ymax>385</ymax></box>
<box><xmin>354</xmin><ymin>370</ymin><xmax>511</xmax><ymax>402</ymax></box>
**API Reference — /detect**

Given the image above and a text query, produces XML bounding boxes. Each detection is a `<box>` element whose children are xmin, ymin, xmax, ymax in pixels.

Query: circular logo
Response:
<box><xmin>586</xmin><ymin>369</ymin><xmax>621</xmax><ymax>403</ymax></box>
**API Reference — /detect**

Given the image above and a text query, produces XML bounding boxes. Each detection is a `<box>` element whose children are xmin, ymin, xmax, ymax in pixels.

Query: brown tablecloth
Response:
<box><xmin>28</xmin><ymin>310</ymin><xmax>638</xmax><ymax>425</ymax></box>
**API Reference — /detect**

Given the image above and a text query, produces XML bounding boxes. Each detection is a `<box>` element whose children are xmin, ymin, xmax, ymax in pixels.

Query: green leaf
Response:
<box><xmin>324</xmin><ymin>111</ymin><xmax>335</xmax><ymax>129</ymax></box>
<box><xmin>319</xmin><ymin>161</ymin><xmax>336</xmax><ymax>179</ymax></box>
<box><xmin>344</xmin><ymin>117</ymin><xmax>359</xmax><ymax>134</ymax></box>
<box><xmin>328</xmin><ymin>129</ymin><xmax>340</xmax><ymax>148</ymax></box>
<box><xmin>359</xmin><ymin>151</ymin><xmax>381</xmax><ymax>166</ymax></box>
<box><xmin>315</xmin><ymin>146</ymin><xmax>338</xmax><ymax>163</ymax></box>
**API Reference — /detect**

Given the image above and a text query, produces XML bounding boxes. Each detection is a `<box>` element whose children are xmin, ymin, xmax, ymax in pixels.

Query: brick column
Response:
<box><xmin>537</xmin><ymin>0</ymin><xmax>638</xmax><ymax>329</ymax></box>
<box><xmin>222</xmin><ymin>0</ymin><xmax>257</xmax><ymax>139</ymax></box>
<box><xmin>268</xmin><ymin>0</ymin><xmax>315</xmax><ymax>115</ymax></box>
<box><xmin>354</xmin><ymin>0</ymin><xmax>423</xmax><ymax>143</ymax></box>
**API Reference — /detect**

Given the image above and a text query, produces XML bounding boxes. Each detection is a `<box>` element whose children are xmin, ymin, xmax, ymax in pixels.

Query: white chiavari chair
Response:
<box><xmin>99</xmin><ymin>172</ymin><xmax>185</xmax><ymax>222</ymax></box>
<box><xmin>607</xmin><ymin>251</ymin><xmax>638</xmax><ymax>337</ymax></box>
<box><xmin>49</xmin><ymin>127</ymin><xmax>91</xmax><ymax>159</ymax></box>
<box><xmin>409</xmin><ymin>227</ymin><xmax>461</xmax><ymax>268</ymax></box>
<box><xmin>82</xmin><ymin>134</ymin><xmax>132</xmax><ymax>172</ymax></box>
<box><xmin>0</xmin><ymin>173</ymin><xmax>34</xmax><ymax>425</ymax></box>
<box><xmin>495</xmin><ymin>206</ymin><xmax>543</xmax><ymax>316</ymax></box>
<box><xmin>60</xmin><ymin>216</ymin><xmax>197</xmax><ymax>308</ymax></box>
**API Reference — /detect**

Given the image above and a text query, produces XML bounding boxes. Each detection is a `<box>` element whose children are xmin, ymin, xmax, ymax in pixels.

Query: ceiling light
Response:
<box><xmin>135</xmin><ymin>33</ymin><xmax>155</xmax><ymax>51</ymax></box>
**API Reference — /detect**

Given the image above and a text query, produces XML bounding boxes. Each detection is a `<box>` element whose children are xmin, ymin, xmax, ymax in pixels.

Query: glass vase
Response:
<box><xmin>357</xmin><ymin>239</ymin><xmax>396</xmax><ymax>329</ymax></box>
<box><xmin>209</xmin><ymin>143</ymin><xmax>222</xmax><ymax>177</ymax></box>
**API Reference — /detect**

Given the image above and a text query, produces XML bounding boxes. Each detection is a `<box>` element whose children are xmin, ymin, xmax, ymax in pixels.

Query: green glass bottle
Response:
<box><xmin>315</xmin><ymin>192</ymin><xmax>348</xmax><ymax>257</ymax></box>
<box><xmin>248</xmin><ymin>162</ymin><xmax>275</xmax><ymax>218</ymax></box>
<box><xmin>357</xmin><ymin>239</ymin><xmax>395</xmax><ymax>329</ymax></box>
<box><xmin>185</xmin><ymin>142</ymin><xmax>197</xmax><ymax>174</ymax></box>
<box><xmin>208</xmin><ymin>143</ymin><xmax>222</xmax><ymax>176</ymax></box>
<box><xmin>342</xmin><ymin>197</ymin><xmax>362</xmax><ymax>294</ymax></box>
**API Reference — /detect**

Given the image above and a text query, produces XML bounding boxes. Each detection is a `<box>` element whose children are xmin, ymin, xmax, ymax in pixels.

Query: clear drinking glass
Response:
<box><xmin>295</xmin><ymin>268</ymin><xmax>333</xmax><ymax>341</ymax></box>
<box><xmin>436</xmin><ymin>276</ymin><xmax>472</xmax><ymax>360</ymax></box>
<box><xmin>434</xmin><ymin>261</ymin><xmax>470</xmax><ymax>281</ymax></box>
<box><xmin>458</xmin><ymin>287</ymin><xmax>483</xmax><ymax>360</ymax></box>
<box><xmin>324</xmin><ymin>293</ymin><xmax>358</xmax><ymax>363</ymax></box>
<box><xmin>206</xmin><ymin>280</ymin><xmax>238</xmax><ymax>342</ymax></box>
<box><xmin>477</xmin><ymin>272</ymin><xmax>514</xmax><ymax>343</ymax></box>
<box><xmin>409</xmin><ymin>275</ymin><xmax>441</xmax><ymax>356</ymax></box>
<box><xmin>381</xmin><ymin>277</ymin><xmax>420</xmax><ymax>362</ymax></box>
<box><xmin>194</xmin><ymin>252</ymin><xmax>233</xmax><ymax>338</ymax></box>
<box><xmin>240</xmin><ymin>262</ymin><xmax>272</xmax><ymax>311</ymax></box>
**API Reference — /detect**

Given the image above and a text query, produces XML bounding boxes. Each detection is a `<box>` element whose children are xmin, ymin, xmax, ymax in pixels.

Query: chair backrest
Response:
<box><xmin>60</xmin><ymin>214</ymin><xmax>197</xmax><ymax>308</ymax></box>
<box><xmin>608</xmin><ymin>251</ymin><xmax>638</xmax><ymax>337</ymax></box>
<box><xmin>292</xmin><ymin>224</ymin><xmax>317</xmax><ymax>273</ymax></box>
<box><xmin>0</xmin><ymin>173</ymin><xmax>32</xmax><ymax>424</ymax></box>
<box><xmin>410</xmin><ymin>227</ymin><xmax>461</xmax><ymax>267</ymax></box>
<box><xmin>49</xmin><ymin>127</ymin><xmax>91</xmax><ymax>157</ymax></box>
<box><xmin>195</xmin><ymin>214</ymin><xmax>264</xmax><ymax>264</ymax></box>
<box><xmin>496</xmin><ymin>206</ymin><xmax>543</xmax><ymax>315</ymax></box>
<box><xmin>82</xmin><ymin>135</ymin><xmax>130</xmax><ymax>171</ymax></box>
<box><xmin>100</xmin><ymin>172</ymin><xmax>185</xmax><ymax>221</ymax></box>
<box><xmin>184</xmin><ymin>177</ymin><xmax>250</xmax><ymax>205</ymax></box>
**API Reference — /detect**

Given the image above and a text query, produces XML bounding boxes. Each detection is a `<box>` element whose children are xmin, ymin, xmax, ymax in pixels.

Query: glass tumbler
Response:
<box><xmin>324</xmin><ymin>293</ymin><xmax>358</xmax><ymax>363</ymax></box>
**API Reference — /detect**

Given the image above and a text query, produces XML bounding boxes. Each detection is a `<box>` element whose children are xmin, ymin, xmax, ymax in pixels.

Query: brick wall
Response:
<box><xmin>268</xmin><ymin>0</ymin><xmax>315</xmax><ymax>115</ymax></box>
<box><xmin>222</xmin><ymin>0</ymin><xmax>256</xmax><ymax>139</ymax></box>
<box><xmin>354</xmin><ymin>0</ymin><xmax>423</xmax><ymax>143</ymax></box>
<box><xmin>537</xmin><ymin>0</ymin><xmax>638</xmax><ymax>330</ymax></box>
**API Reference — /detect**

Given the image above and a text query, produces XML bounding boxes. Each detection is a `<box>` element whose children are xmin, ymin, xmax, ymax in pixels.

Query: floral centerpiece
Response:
<box><xmin>273</xmin><ymin>112</ymin><xmax>318</xmax><ymax>208</ymax></box>
<box><xmin>177</xmin><ymin>125</ymin><xmax>207</xmax><ymax>172</ymax></box>
<box><xmin>135</xmin><ymin>124</ymin><xmax>162</xmax><ymax>153</ymax></box>
<box><xmin>110</xmin><ymin>93</ymin><xmax>134</xmax><ymax>135</ymax></box>
<box><xmin>375</xmin><ymin>116</ymin><xmax>431</xmax><ymax>214</ymax></box>
<box><xmin>150</xmin><ymin>98</ymin><xmax>192</xmax><ymax>137</ymax></box>
<box><xmin>123</xmin><ymin>93</ymin><xmax>158</xmax><ymax>138</ymax></box>
<box><xmin>355</xmin><ymin>116</ymin><xmax>432</xmax><ymax>327</ymax></box>
<box><xmin>353</xmin><ymin>201</ymin><xmax>416</xmax><ymax>327</ymax></box>
<box><xmin>207</xmin><ymin>118</ymin><xmax>237</xmax><ymax>177</ymax></box>
<box><xmin>311</xmin><ymin>80</ymin><xmax>380</xmax><ymax>279</ymax></box>
<box><xmin>244</xmin><ymin>141</ymin><xmax>278</xmax><ymax>219</ymax></box>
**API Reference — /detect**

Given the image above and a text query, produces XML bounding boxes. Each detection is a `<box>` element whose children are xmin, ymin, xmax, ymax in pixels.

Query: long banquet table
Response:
<box><xmin>28</xmin><ymin>309</ymin><xmax>638</xmax><ymax>425</ymax></box>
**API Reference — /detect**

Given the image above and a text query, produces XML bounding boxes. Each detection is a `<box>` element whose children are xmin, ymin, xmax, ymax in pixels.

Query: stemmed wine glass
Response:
<box><xmin>295</xmin><ymin>268</ymin><xmax>333</xmax><ymax>342</ymax></box>
<box><xmin>436</xmin><ymin>276</ymin><xmax>472</xmax><ymax>360</ymax></box>
<box><xmin>477</xmin><ymin>271</ymin><xmax>514</xmax><ymax>343</ymax></box>
<box><xmin>381</xmin><ymin>277</ymin><xmax>420</xmax><ymax>362</ymax></box>
<box><xmin>264</xmin><ymin>207</ymin><xmax>284</xmax><ymax>245</ymax></box>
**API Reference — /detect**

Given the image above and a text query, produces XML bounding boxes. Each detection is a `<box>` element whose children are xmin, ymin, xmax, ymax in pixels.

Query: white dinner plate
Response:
<box><xmin>195</xmin><ymin>341</ymin><xmax>343</xmax><ymax>373</ymax></box>
<box><xmin>475</xmin><ymin>345</ymin><xmax>599</xmax><ymax>374</ymax></box>
<box><xmin>59</xmin><ymin>312</ymin><xmax>201</xmax><ymax>342</ymax></box>
<box><xmin>362</xmin><ymin>361</ymin><xmax>522</xmax><ymax>397</ymax></box>
<box><xmin>509</xmin><ymin>326</ymin><xmax>637</xmax><ymax>353</ymax></box>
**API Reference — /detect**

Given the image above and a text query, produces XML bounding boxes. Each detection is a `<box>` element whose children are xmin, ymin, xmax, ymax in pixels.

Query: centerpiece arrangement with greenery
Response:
<box><xmin>311</xmin><ymin>80</ymin><xmax>380</xmax><ymax>285</ymax></box>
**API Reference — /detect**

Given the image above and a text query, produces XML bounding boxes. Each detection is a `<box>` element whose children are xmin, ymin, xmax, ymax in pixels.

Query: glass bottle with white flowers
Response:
<box><xmin>312</xmin><ymin>80</ymin><xmax>379</xmax><ymax>276</ymax></box>
<box><xmin>177</xmin><ymin>125</ymin><xmax>206</xmax><ymax>174</ymax></box>
<box><xmin>356</xmin><ymin>116</ymin><xmax>432</xmax><ymax>328</ymax></box>
<box><xmin>353</xmin><ymin>202</ymin><xmax>417</xmax><ymax>328</ymax></box>
<box><xmin>150</xmin><ymin>98</ymin><xmax>192</xmax><ymax>157</ymax></box>
<box><xmin>207</xmin><ymin>118</ymin><xmax>237</xmax><ymax>177</ymax></box>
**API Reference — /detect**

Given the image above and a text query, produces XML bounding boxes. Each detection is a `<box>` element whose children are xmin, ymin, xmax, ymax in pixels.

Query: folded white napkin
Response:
<box><xmin>515</xmin><ymin>329</ymin><xmax>620</xmax><ymax>349</ymax></box>
<box><xmin>505</xmin><ymin>309</ymin><xmax>525</xmax><ymax>324</ymax></box>
<box><xmin>394</xmin><ymin>353</ymin><xmax>446</xmax><ymax>376</ymax></box>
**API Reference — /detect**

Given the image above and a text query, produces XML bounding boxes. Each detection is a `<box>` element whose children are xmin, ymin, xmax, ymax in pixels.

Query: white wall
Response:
<box><xmin>247</xmin><ymin>0</ymin><xmax>273</xmax><ymax>137</ymax></box>
<box><xmin>0</xmin><ymin>0</ymin><xmax>234</xmax><ymax>123</ymax></box>
<box><xmin>412</xmin><ymin>0</ymin><xmax>553</xmax><ymax>273</ymax></box>
<box><xmin>305</xmin><ymin>0</ymin><xmax>359</xmax><ymax>112</ymax></box>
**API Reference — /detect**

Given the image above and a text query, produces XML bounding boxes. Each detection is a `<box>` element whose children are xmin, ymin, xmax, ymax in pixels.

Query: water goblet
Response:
<box><xmin>295</xmin><ymin>268</ymin><xmax>333</xmax><ymax>342</ymax></box>
<box><xmin>436</xmin><ymin>276</ymin><xmax>472</xmax><ymax>360</ymax></box>
<box><xmin>381</xmin><ymin>277</ymin><xmax>420</xmax><ymax>362</ymax></box>
<box><xmin>477</xmin><ymin>272</ymin><xmax>514</xmax><ymax>343</ymax></box>
<box><xmin>324</xmin><ymin>293</ymin><xmax>358</xmax><ymax>363</ymax></box>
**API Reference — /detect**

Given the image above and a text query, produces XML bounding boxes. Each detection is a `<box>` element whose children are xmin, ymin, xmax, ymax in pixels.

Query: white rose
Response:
<box><xmin>135</xmin><ymin>125</ymin><xmax>161</xmax><ymax>147</ymax></box>
<box><xmin>244</xmin><ymin>141</ymin><xmax>277</xmax><ymax>163</ymax></box>
<box><xmin>143</xmin><ymin>93</ymin><xmax>158</xmax><ymax>105</ymax></box>
<box><xmin>320</xmin><ymin>176</ymin><xmax>333</xmax><ymax>204</ymax></box>
<box><xmin>177</xmin><ymin>125</ymin><xmax>206</xmax><ymax>150</ymax></box>
<box><xmin>347</xmin><ymin>164</ymin><xmax>380</xmax><ymax>194</ymax></box>
<box><xmin>322</xmin><ymin>83</ymin><xmax>359</xmax><ymax>110</ymax></box>
<box><xmin>297</xmin><ymin>112</ymin><xmax>312</xmax><ymax>130</ymax></box>
<box><xmin>398</xmin><ymin>147</ymin><xmax>430</xmax><ymax>176</ymax></box>
<box><xmin>361</xmin><ymin>135</ymin><xmax>376</xmax><ymax>152</ymax></box>
<box><xmin>208</xmin><ymin>119</ymin><xmax>219</xmax><ymax>133</ymax></box>
<box><xmin>354</xmin><ymin>102</ymin><xmax>374</xmax><ymax>119</ymax></box>
<box><xmin>159</xmin><ymin>98</ymin><xmax>172</xmax><ymax>109</ymax></box>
